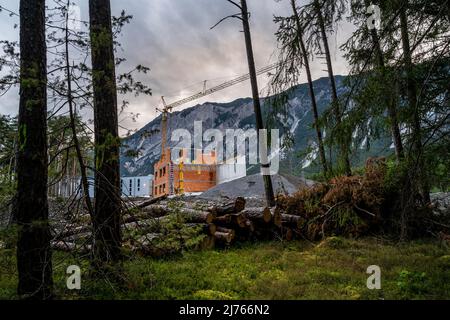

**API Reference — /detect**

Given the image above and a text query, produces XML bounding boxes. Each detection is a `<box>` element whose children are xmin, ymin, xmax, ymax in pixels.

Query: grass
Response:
<box><xmin>1</xmin><ymin>237</ymin><xmax>449</xmax><ymax>300</ymax></box>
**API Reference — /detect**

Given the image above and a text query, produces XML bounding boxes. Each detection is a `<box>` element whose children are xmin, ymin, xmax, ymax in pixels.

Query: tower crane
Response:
<box><xmin>155</xmin><ymin>60</ymin><xmax>283</xmax><ymax>157</ymax></box>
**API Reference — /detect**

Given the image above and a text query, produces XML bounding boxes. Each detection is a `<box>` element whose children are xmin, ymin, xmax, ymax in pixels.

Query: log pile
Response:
<box><xmin>51</xmin><ymin>196</ymin><xmax>296</xmax><ymax>256</ymax></box>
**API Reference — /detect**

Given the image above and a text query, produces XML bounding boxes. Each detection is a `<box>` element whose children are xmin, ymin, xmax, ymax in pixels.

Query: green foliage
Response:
<box><xmin>383</xmin><ymin>159</ymin><xmax>409</xmax><ymax>194</ymax></box>
<box><xmin>0</xmin><ymin>115</ymin><xmax>16</xmax><ymax>208</ymax></box>
<box><xmin>124</xmin><ymin>200</ymin><xmax>206</xmax><ymax>257</ymax></box>
<box><xmin>1</xmin><ymin>238</ymin><xmax>448</xmax><ymax>300</ymax></box>
<box><xmin>396</xmin><ymin>270</ymin><xmax>428</xmax><ymax>299</ymax></box>
<box><xmin>148</xmin><ymin>201</ymin><xmax>206</xmax><ymax>255</ymax></box>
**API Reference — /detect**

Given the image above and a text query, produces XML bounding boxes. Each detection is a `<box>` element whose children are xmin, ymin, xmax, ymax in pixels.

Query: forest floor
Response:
<box><xmin>0</xmin><ymin>237</ymin><xmax>449</xmax><ymax>300</ymax></box>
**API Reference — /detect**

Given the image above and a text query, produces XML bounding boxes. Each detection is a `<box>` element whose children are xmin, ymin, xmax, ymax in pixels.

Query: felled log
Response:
<box><xmin>141</xmin><ymin>204</ymin><xmax>171</xmax><ymax>216</ymax></box>
<box><xmin>129</xmin><ymin>233</ymin><xmax>166</xmax><ymax>257</ymax></box>
<box><xmin>131</xmin><ymin>205</ymin><xmax>216</xmax><ymax>224</ymax></box>
<box><xmin>208</xmin><ymin>197</ymin><xmax>246</xmax><ymax>216</ymax></box>
<box><xmin>199</xmin><ymin>235</ymin><xmax>216</xmax><ymax>250</ymax></box>
<box><xmin>122</xmin><ymin>216</ymin><xmax>168</xmax><ymax>231</ymax></box>
<box><xmin>135</xmin><ymin>233</ymin><xmax>162</xmax><ymax>246</ymax></box>
<box><xmin>242</xmin><ymin>207</ymin><xmax>272</xmax><ymax>224</ymax></box>
<box><xmin>245</xmin><ymin>219</ymin><xmax>255</xmax><ymax>233</ymax></box>
<box><xmin>282</xmin><ymin>227</ymin><xmax>294</xmax><ymax>241</ymax></box>
<box><xmin>60</xmin><ymin>232</ymin><xmax>92</xmax><ymax>243</ymax></box>
<box><xmin>56</xmin><ymin>225</ymin><xmax>92</xmax><ymax>240</ymax></box>
<box><xmin>271</xmin><ymin>208</ymin><xmax>282</xmax><ymax>227</ymax></box>
<box><xmin>122</xmin><ymin>207</ymin><xmax>168</xmax><ymax>225</ymax></box>
<box><xmin>135</xmin><ymin>195</ymin><xmax>167</xmax><ymax>209</ymax></box>
<box><xmin>51</xmin><ymin>241</ymin><xmax>91</xmax><ymax>253</ymax></box>
<box><xmin>214</xmin><ymin>231</ymin><xmax>234</xmax><ymax>244</ymax></box>
<box><xmin>186</xmin><ymin>223</ymin><xmax>217</xmax><ymax>236</ymax></box>
<box><xmin>281</xmin><ymin>213</ymin><xmax>304</xmax><ymax>229</ymax></box>
<box><xmin>183</xmin><ymin>209</ymin><xmax>216</xmax><ymax>224</ymax></box>
<box><xmin>213</xmin><ymin>215</ymin><xmax>232</xmax><ymax>225</ymax></box>
<box><xmin>216</xmin><ymin>227</ymin><xmax>236</xmax><ymax>238</ymax></box>
<box><xmin>252</xmin><ymin>226</ymin><xmax>277</xmax><ymax>241</ymax></box>
<box><xmin>234</xmin><ymin>219</ymin><xmax>255</xmax><ymax>241</ymax></box>
<box><xmin>230</xmin><ymin>213</ymin><xmax>247</xmax><ymax>228</ymax></box>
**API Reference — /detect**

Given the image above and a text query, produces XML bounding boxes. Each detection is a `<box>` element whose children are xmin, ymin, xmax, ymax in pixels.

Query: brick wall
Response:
<box><xmin>152</xmin><ymin>149</ymin><xmax>217</xmax><ymax>198</ymax></box>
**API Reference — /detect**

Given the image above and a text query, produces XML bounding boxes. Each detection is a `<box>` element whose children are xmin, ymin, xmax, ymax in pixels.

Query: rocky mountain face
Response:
<box><xmin>120</xmin><ymin>75</ymin><xmax>392</xmax><ymax>177</ymax></box>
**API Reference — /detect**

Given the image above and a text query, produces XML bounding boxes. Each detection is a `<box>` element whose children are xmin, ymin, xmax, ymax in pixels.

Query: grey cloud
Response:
<box><xmin>0</xmin><ymin>0</ymin><xmax>353</xmax><ymax>134</ymax></box>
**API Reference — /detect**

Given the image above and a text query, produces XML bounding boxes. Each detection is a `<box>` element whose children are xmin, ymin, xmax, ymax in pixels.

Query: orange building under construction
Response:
<box><xmin>152</xmin><ymin>98</ymin><xmax>246</xmax><ymax>198</ymax></box>
<box><xmin>153</xmin><ymin>148</ymin><xmax>218</xmax><ymax>198</ymax></box>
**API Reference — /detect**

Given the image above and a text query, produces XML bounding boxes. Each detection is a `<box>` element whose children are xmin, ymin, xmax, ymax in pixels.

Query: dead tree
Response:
<box><xmin>240</xmin><ymin>0</ymin><xmax>275</xmax><ymax>206</ymax></box>
<box><xmin>212</xmin><ymin>0</ymin><xmax>276</xmax><ymax>206</ymax></box>
<box><xmin>310</xmin><ymin>0</ymin><xmax>352</xmax><ymax>176</ymax></box>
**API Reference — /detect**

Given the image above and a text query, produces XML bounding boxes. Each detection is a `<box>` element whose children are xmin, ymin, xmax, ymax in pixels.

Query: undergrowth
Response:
<box><xmin>1</xmin><ymin>237</ymin><xmax>449</xmax><ymax>300</ymax></box>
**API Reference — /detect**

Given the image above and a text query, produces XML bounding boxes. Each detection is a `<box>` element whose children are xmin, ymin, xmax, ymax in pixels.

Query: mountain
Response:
<box><xmin>120</xmin><ymin>75</ymin><xmax>393</xmax><ymax>177</ymax></box>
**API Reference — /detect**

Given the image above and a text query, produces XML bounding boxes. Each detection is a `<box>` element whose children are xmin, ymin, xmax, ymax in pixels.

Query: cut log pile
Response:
<box><xmin>51</xmin><ymin>196</ymin><xmax>298</xmax><ymax>256</ymax></box>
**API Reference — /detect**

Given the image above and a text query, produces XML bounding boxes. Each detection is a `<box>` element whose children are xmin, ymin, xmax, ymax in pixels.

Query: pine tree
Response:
<box><xmin>16</xmin><ymin>0</ymin><xmax>53</xmax><ymax>299</ymax></box>
<box><xmin>89</xmin><ymin>0</ymin><xmax>122</xmax><ymax>264</ymax></box>
<box><xmin>303</xmin><ymin>0</ymin><xmax>351</xmax><ymax>175</ymax></box>
<box><xmin>401</xmin><ymin>1</ymin><xmax>430</xmax><ymax>203</ymax></box>
<box><xmin>291</xmin><ymin>0</ymin><xmax>329</xmax><ymax>176</ymax></box>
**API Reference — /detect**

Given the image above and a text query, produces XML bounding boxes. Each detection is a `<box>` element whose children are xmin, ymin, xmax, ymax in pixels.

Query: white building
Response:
<box><xmin>85</xmin><ymin>175</ymin><xmax>154</xmax><ymax>198</ymax></box>
<box><xmin>120</xmin><ymin>175</ymin><xmax>154</xmax><ymax>197</ymax></box>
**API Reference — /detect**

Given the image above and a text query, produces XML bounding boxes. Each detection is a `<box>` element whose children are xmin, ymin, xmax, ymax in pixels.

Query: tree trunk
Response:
<box><xmin>291</xmin><ymin>0</ymin><xmax>329</xmax><ymax>176</ymax></box>
<box><xmin>186</xmin><ymin>223</ymin><xmax>217</xmax><ymax>236</ymax></box>
<box><xmin>208</xmin><ymin>197</ymin><xmax>246</xmax><ymax>216</ymax></box>
<box><xmin>89</xmin><ymin>0</ymin><xmax>122</xmax><ymax>264</ymax></box>
<box><xmin>271</xmin><ymin>207</ymin><xmax>283</xmax><ymax>227</ymax></box>
<box><xmin>17</xmin><ymin>0</ymin><xmax>53</xmax><ymax>299</ymax></box>
<box><xmin>242</xmin><ymin>207</ymin><xmax>272</xmax><ymax>224</ymax></box>
<box><xmin>314</xmin><ymin>0</ymin><xmax>351</xmax><ymax>176</ymax></box>
<box><xmin>215</xmin><ymin>231</ymin><xmax>234</xmax><ymax>244</ymax></box>
<box><xmin>399</xmin><ymin>2</ymin><xmax>430</xmax><ymax>204</ymax></box>
<box><xmin>281</xmin><ymin>213</ymin><xmax>304</xmax><ymax>229</ymax></box>
<box><xmin>240</xmin><ymin>0</ymin><xmax>275</xmax><ymax>206</ymax></box>
<box><xmin>216</xmin><ymin>226</ymin><xmax>236</xmax><ymax>238</ymax></box>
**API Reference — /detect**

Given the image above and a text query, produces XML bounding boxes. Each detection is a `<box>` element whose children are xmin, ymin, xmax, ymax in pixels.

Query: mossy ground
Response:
<box><xmin>1</xmin><ymin>237</ymin><xmax>449</xmax><ymax>300</ymax></box>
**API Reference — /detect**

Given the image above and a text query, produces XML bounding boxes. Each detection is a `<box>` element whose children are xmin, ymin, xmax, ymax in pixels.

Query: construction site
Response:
<box><xmin>149</xmin><ymin>62</ymin><xmax>283</xmax><ymax>199</ymax></box>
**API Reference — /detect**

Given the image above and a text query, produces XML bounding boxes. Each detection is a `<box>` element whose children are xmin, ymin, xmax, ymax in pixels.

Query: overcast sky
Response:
<box><xmin>0</xmin><ymin>0</ymin><xmax>355</xmax><ymax>134</ymax></box>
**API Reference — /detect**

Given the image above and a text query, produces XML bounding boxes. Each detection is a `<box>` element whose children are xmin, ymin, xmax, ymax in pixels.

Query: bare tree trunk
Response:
<box><xmin>240</xmin><ymin>0</ymin><xmax>275</xmax><ymax>207</ymax></box>
<box><xmin>17</xmin><ymin>0</ymin><xmax>53</xmax><ymax>299</ymax></box>
<box><xmin>64</xmin><ymin>1</ymin><xmax>94</xmax><ymax>218</ymax></box>
<box><xmin>89</xmin><ymin>0</ymin><xmax>122</xmax><ymax>263</ymax></box>
<box><xmin>291</xmin><ymin>0</ymin><xmax>329</xmax><ymax>176</ymax></box>
<box><xmin>399</xmin><ymin>3</ymin><xmax>430</xmax><ymax>204</ymax></box>
<box><xmin>314</xmin><ymin>0</ymin><xmax>351</xmax><ymax>176</ymax></box>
